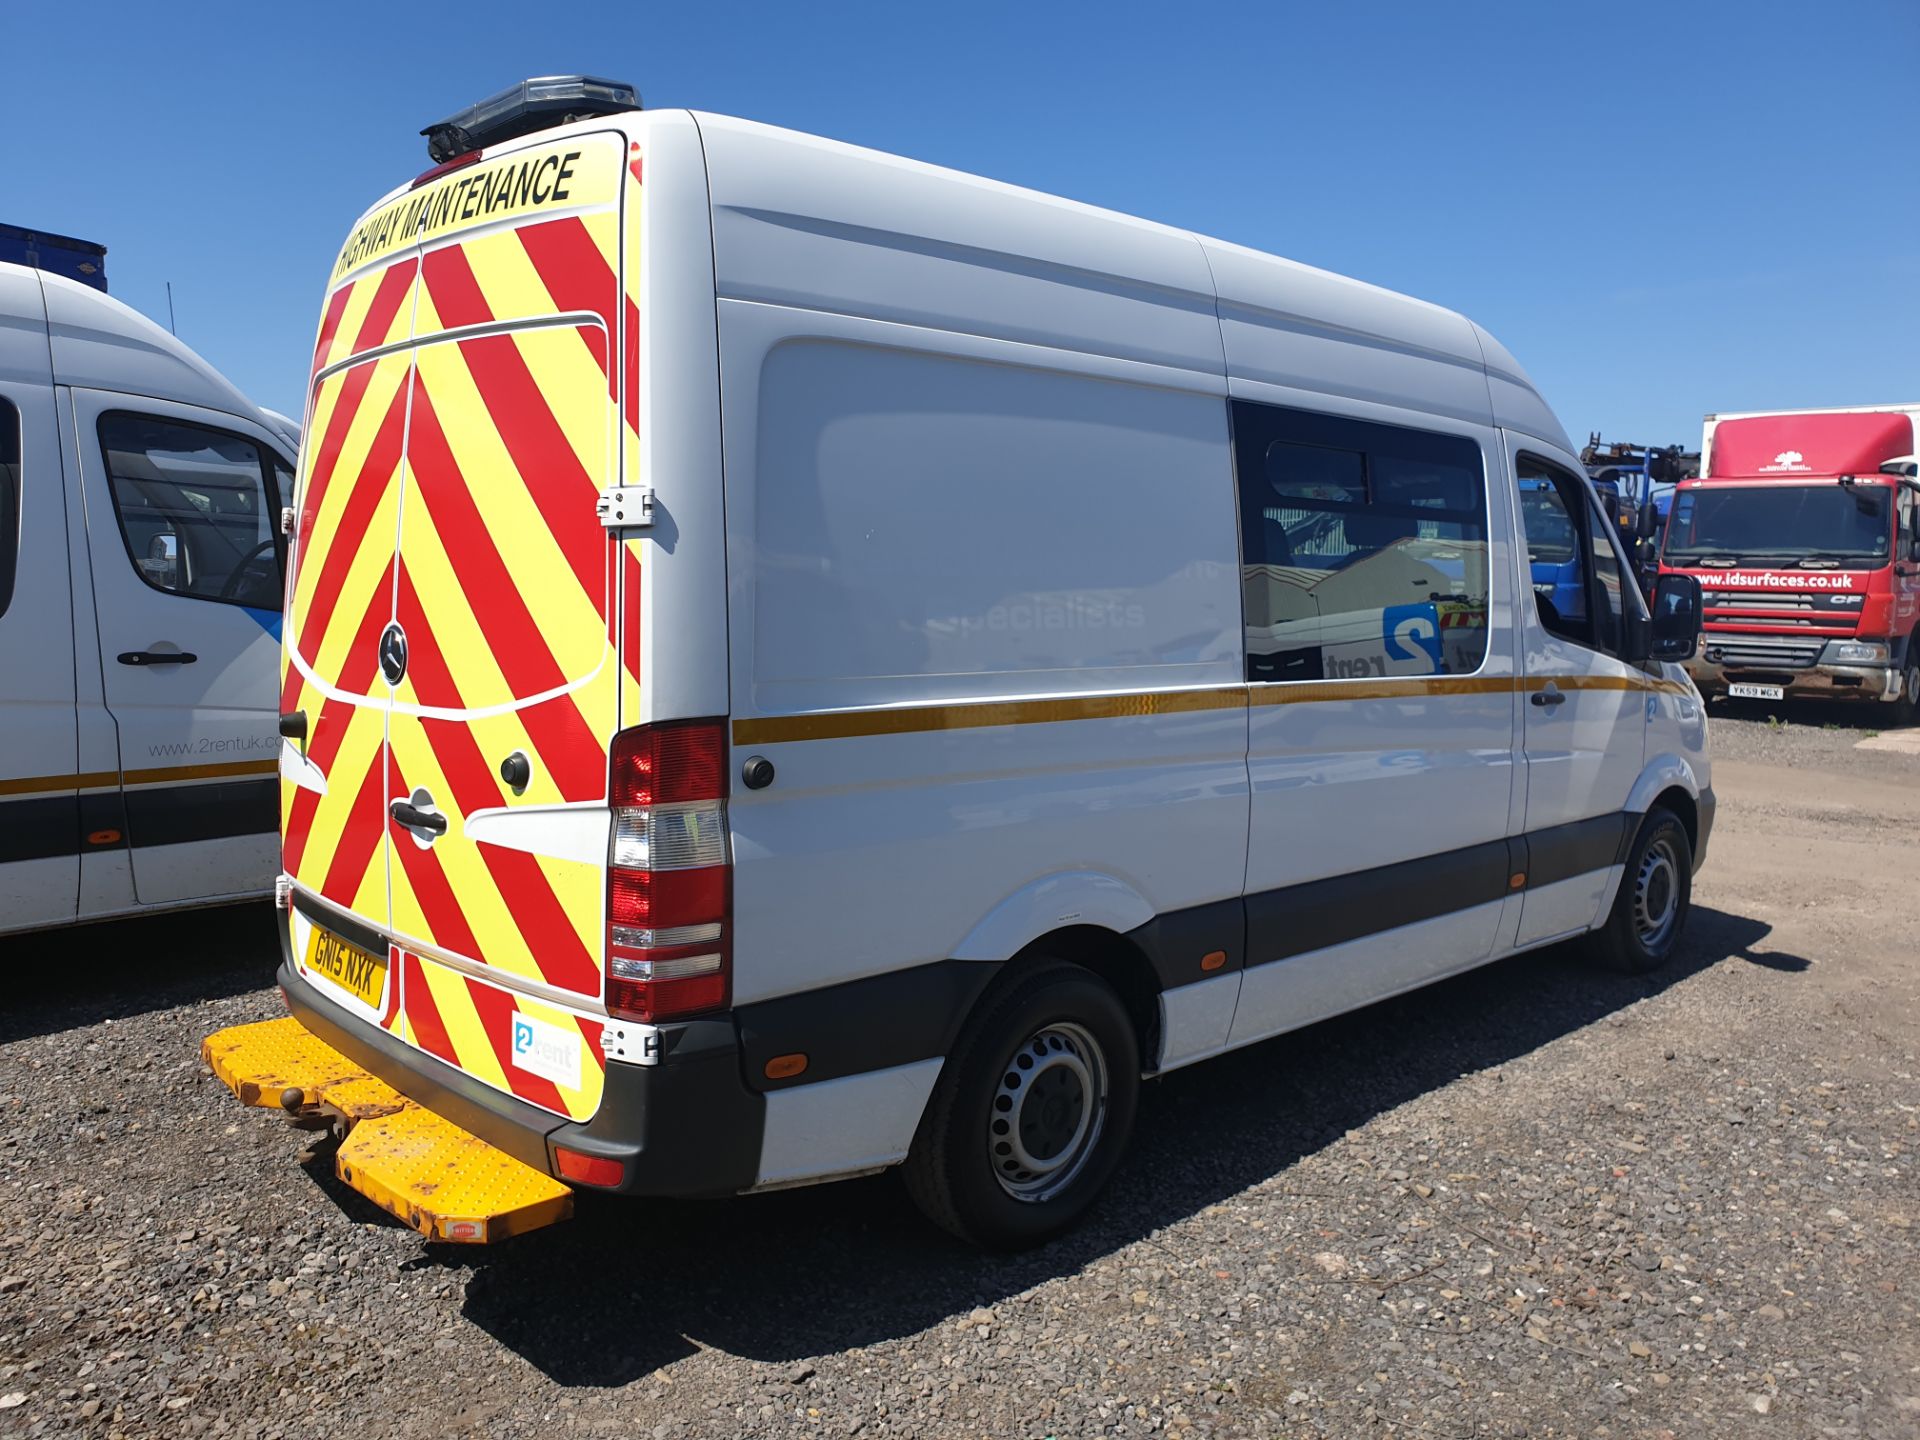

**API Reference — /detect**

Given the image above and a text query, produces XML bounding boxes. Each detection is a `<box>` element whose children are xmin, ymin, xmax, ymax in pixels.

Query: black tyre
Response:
<box><xmin>903</xmin><ymin>961</ymin><xmax>1139</xmax><ymax>1249</ymax></box>
<box><xmin>1584</xmin><ymin>807</ymin><xmax>1693</xmax><ymax>974</ymax></box>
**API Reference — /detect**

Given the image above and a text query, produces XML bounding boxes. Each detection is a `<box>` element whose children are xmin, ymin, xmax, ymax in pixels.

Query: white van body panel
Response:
<box><xmin>633</xmin><ymin>111</ymin><xmax>730</xmax><ymax>729</ymax></box>
<box><xmin>754</xmin><ymin>1057</ymin><xmax>943</xmax><ymax>1188</ymax></box>
<box><xmin>1203</xmin><ymin>238</ymin><xmax>1492</xmax><ymax>428</ymax></box>
<box><xmin>0</xmin><ymin>266</ymin><xmax>81</xmax><ymax>930</ymax></box>
<box><xmin>42</xmin><ymin>271</ymin><xmax>266</xmax><ymax>421</ymax></box>
<box><xmin>1473</xmin><ymin>323</ymin><xmax>1575</xmax><ymax>455</ymax></box>
<box><xmin>0</xmin><ymin>262</ymin><xmax>293</xmax><ymax>934</ymax></box>
<box><xmin>715</xmin><ymin>348</ymin><xmax>1249</xmax><ymax>1005</ymax></box>
<box><xmin>949</xmin><ymin>871</ymin><xmax>1157</xmax><ymax>963</ymax></box>
<box><xmin>697</xmin><ymin>113</ymin><xmax>1223</xmax><ymax>379</ymax></box>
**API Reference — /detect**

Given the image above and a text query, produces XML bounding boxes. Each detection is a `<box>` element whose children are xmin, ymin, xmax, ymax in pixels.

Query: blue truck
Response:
<box><xmin>0</xmin><ymin>223</ymin><xmax>108</xmax><ymax>292</ymax></box>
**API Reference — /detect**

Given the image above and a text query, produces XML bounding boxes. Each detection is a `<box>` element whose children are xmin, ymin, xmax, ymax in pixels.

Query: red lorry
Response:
<box><xmin>1660</xmin><ymin>405</ymin><xmax>1920</xmax><ymax>719</ymax></box>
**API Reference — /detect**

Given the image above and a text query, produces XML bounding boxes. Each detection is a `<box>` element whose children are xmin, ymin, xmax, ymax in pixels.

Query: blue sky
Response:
<box><xmin>5</xmin><ymin>0</ymin><xmax>1914</xmax><ymax>446</ymax></box>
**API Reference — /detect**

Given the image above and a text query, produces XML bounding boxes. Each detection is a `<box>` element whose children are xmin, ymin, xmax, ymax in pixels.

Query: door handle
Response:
<box><xmin>1530</xmin><ymin>683</ymin><xmax>1566</xmax><ymax>708</ymax></box>
<box><xmin>118</xmin><ymin>650</ymin><xmax>198</xmax><ymax>666</ymax></box>
<box><xmin>389</xmin><ymin>799</ymin><xmax>448</xmax><ymax>837</ymax></box>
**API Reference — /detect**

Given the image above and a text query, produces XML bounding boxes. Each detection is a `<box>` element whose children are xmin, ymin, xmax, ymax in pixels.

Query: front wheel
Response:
<box><xmin>1584</xmin><ymin>807</ymin><xmax>1693</xmax><ymax>974</ymax></box>
<box><xmin>903</xmin><ymin>961</ymin><xmax>1139</xmax><ymax>1249</ymax></box>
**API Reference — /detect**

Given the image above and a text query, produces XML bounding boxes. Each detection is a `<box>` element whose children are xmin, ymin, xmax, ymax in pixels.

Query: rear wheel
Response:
<box><xmin>1584</xmin><ymin>807</ymin><xmax>1693</xmax><ymax>974</ymax></box>
<box><xmin>903</xmin><ymin>961</ymin><xmax>1138</xmax><ymax>1249</ymax></box>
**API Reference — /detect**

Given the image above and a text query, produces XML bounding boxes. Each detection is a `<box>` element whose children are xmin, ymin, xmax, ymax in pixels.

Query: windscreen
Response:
<box><xmin>1664</xmin><ymin>485</ymin><xmax>1891</xmax><ymax>565</ymax></box>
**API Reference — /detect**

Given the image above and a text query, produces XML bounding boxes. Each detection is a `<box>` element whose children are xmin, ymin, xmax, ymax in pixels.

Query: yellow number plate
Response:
<box><xmin>305</xmin><ymin>924</ymin><xmax>388</xmax><ymax>1009</ymax></box>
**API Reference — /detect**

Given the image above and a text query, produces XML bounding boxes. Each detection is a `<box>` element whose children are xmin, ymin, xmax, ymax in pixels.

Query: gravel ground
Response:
<box><xmin>3</xmin><ymin>710</ymin><xmax>1917</xmax><ymax>1439</ymax></box>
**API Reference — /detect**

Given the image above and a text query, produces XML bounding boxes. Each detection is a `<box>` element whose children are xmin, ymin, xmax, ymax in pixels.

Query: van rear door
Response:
<box><xmin>382</xmin><ymin>133</ymin><xmax>631</xmax><ymax>1120</ymax></box>
<box><xmin>281</xmin><ymin>260</ymin><xmax>418</xmax><ymax>933</ymax></box>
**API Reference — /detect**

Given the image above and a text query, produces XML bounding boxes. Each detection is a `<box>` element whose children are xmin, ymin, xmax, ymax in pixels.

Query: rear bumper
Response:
<box><xmin>277</xmin><ymin>927</ymin><xmax>764</xmax><ymax>1198</ymax></box>
<box><xmin>1687</xmin><ymin>656</ymin><xmax>1901</xmax><ymax>703</ymax></box>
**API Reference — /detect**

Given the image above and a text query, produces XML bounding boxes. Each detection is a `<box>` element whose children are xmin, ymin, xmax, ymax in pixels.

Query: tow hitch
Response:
<box><xmin>202</xmin><ymin>1017</ymin><xmax>572</xmax><ymax>1243</ymax></box>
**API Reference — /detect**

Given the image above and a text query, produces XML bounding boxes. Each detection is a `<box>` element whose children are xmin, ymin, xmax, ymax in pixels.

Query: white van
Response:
<box><xmin>0</xmin><ymin>258</ymin><xmax>296</xmax><ymax>934</ymax></box>
<box><xmin>210</xmin><ymin>81</ymin><xmax>1713</xmax><ymax>1249</ymax></box>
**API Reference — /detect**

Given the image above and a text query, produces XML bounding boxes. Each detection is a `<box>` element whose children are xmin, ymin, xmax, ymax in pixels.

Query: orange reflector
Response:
<box><xmin>1509</xmin><ymin>872</ymin><xmax>1527</xmax><ymax>891</ymax></box>
<box><xmin>1200</xmin><ymin>950</ymin><xmax>1228</xmax><ymax>972</ymax></box>
<box><xmin>553</xmin><ymin>1147</ymin><xmax>625</xmax><ymax>1188</ymax></box>
<box><xmin>86</xmin><ymin>828</ymin><xmax>122</xmax><ymax>846</ymax></box>
<box><xmin>764</xmin><ymin>1053</ymin><xmax>808</xmax><ymax>1080</ymax></box>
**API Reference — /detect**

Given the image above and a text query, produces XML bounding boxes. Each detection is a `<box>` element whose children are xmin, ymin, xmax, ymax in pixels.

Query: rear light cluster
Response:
<box><xmin>606</xmin><ymin>719</ymin><xmax>731</xmax><ymax>1023</ymax></box>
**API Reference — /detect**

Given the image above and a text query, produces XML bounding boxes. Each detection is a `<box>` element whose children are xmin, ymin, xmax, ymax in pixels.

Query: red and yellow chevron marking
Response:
<box><xmin>309</xmin><ymin>255</ymin><xmax>417</xmax><ymax>382</ymax></box>
<box><xmin>377</xmin><ymin>208</ymin><xmax>621</xmax><ymax>1004</ymax></box>
<box><xmin>281</xmin><ymin>347</ymin><xmax>416</xmax><ymax>924</ymax></box>
<box><xmin>395</xmin><ymin>951</ymin><xmax>607</xmax><ymax>1122</ymax></box>
<box><xmin>288</xmin><ymin>135</ymin><xmax>632</xmax><ymax>1108</ymax></box>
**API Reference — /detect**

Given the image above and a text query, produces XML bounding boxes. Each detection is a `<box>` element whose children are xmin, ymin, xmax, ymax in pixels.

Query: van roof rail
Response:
<box><xmin>422</xmin><ymin>76</ymin><xmax>641</xmax><ymax>164</ymax></box>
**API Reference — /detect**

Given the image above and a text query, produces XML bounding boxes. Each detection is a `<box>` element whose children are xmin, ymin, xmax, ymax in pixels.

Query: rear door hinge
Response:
<box><xmin>597</xmin><ymin>484</ymin><xmax>654</xmax><ymax>529</ymax></box>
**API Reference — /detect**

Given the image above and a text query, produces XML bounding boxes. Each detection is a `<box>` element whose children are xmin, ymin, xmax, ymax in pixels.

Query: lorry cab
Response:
<box><xmin>1663</xmin><ymin>407</ymin><xmax>1920</xmax><ymax>714</ymax></box>
<box><xmin>0</xmin><ymin>255</ymin><xmax>295</xmax><ymax>934</ymax></box>
<box><xmin>218</xmin><ymin>79</ymin><xmax>1714</xmax><ymax>1249</ymax></box>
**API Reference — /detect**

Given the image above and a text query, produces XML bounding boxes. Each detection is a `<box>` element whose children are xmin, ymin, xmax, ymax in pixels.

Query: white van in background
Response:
<box><xmin>0</xmin><ymin>257</ymin><xmax>295</xmax><ymax>934</ymax></box>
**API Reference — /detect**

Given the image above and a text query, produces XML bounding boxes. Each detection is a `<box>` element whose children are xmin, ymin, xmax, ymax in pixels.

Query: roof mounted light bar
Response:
<box><xmin>422</xmin><ymin>76</ymin><xmax>641</xmax><ymax>165</ymax></box>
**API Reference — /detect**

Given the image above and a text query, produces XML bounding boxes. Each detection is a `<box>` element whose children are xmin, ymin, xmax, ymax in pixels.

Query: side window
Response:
<box><xmin>0</xmin><ymin>397</ymin><xmax>18</xmax><ymax>620</ymax></box>
<box><xmin>1516</xmin><ymin>454</ymin><xmax>1629</xmax><ymax>655</ymax></box>
<box><xmin>98</xmin><ymin>413</ymin><xmax>283</xmax><ymax>610</ymax></box>
<box><xmin>1232</xmin><ymin>402</ymin><xmax>1491</xmax><ymax>683</ymax></box>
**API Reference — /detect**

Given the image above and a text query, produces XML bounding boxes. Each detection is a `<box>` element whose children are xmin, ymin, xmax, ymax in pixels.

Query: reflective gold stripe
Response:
<box><xmin>733</xmin><ymin>670</ymin><xmax>1690</xmax><ymax>745</ymax></box>
<box><xmin>732</xmin><ymin>687</ymin><xmax>1248</xmax><ymax>746</ymax></box>
<box><xmin>0</xmin><ymin>759</ymin><xmax>277</xmax><ymax>798</ymax></box>
<box><xmin>1248</xmin><ymin>675</ymin><xmax>1516</xmax><ymax>707</ymax></box>
<box><xmin>0</xmin><ymin>771</ymin><xmax>120</xmax><ymax>797</ymax></box>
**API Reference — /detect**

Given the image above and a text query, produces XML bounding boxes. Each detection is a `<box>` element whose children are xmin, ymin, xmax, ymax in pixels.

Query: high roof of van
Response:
<box><xmin>0</xmin><ymin>259</ymin><xmax>290</xmax><ymax>446</ymax></box>
<box><xmin>342</xmin><ymin>109</ymin><xmax>1574</xmax><ymax>457</ymax></box>
<box><xmin>693</xmin><ymin>112</ymin><xmax>1573</xmax><ymax>454</ymax></box>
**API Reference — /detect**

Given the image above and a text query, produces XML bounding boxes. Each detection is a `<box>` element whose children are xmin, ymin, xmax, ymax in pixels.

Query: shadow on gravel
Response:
<box><xmin>0</xmin><ymin>901</ymin><xmax>279</xmax><ymax>1044</ymax></box>
<box><xmin>431</xmin><ymin>902</ymin><xmax>1788</xmax><ymax>1387</ymax></box>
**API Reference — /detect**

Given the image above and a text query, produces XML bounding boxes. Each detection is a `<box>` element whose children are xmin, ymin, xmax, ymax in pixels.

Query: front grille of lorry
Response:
<box><xmin>1701</xmin><ymin>633</ymin><xmax>1827</xmax><ymax>670</ymax></box>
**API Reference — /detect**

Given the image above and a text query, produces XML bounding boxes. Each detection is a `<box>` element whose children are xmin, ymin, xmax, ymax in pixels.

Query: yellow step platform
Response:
<box><xmin>202</xmin><ymin>1016</ymin><xmax>572</xmax><ymax>1244</ymax></box>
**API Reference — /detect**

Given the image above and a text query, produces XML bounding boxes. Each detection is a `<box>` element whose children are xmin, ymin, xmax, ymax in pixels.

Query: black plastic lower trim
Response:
<box><xmin>1127</xmin><ymin>895</ymin><xmax>1245</xmax><ymax>989</ymax></box>
<box><xmin>125</xmin><ymin>778</ymin><xmax>276</xmax><ymax>848</ymax></box>
<box><xmin>0</xmin><ymin>780</ymin><xmax>273</xmax><ymax>863</ymax></box>
<box><xmin>1523</xmin><ymin>813</ymin><xmax>1634</xmax><ymax>890</ymax></box>
<box><xmin>1246</xmin><ymin>838</ymin><xmax>1513</xmax><ymax>967</ymax></box>
<box><xmin>0</xmin><ymin>796</ymin><xmax>81</xmax><ymax>862</ymax></box>
<box><xmin>736</xmin><ymin>959</ymin><xmax>1000</xmax><ymax>1094</ymax></box>
<box><xmin>1241</xmin><ymin>815</ymin><xmax>1634</xmax><ymax>970</ymax></box>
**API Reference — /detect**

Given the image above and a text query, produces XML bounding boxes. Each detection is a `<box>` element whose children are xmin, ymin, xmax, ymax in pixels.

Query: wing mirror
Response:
<box><xmin>1648</xmin><ymin>572</ymin><xmax>1702</xmax><ymax>663</ymax></box>
<box><xmin>140</xmin><ymin>532</ymin><xmax>180</xmax><ymax>591</ymax></box>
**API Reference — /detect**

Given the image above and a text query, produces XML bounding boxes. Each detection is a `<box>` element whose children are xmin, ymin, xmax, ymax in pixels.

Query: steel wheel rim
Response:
<box><xmin>989</xmin><ymin>1021</ymin><xmax>1109</xmax><ymax>1202</ymax></box>
<box><xmin>1634</xmin><ymin>836</ymin><xmax>1681</xmax><ymax>950</ymax></box>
